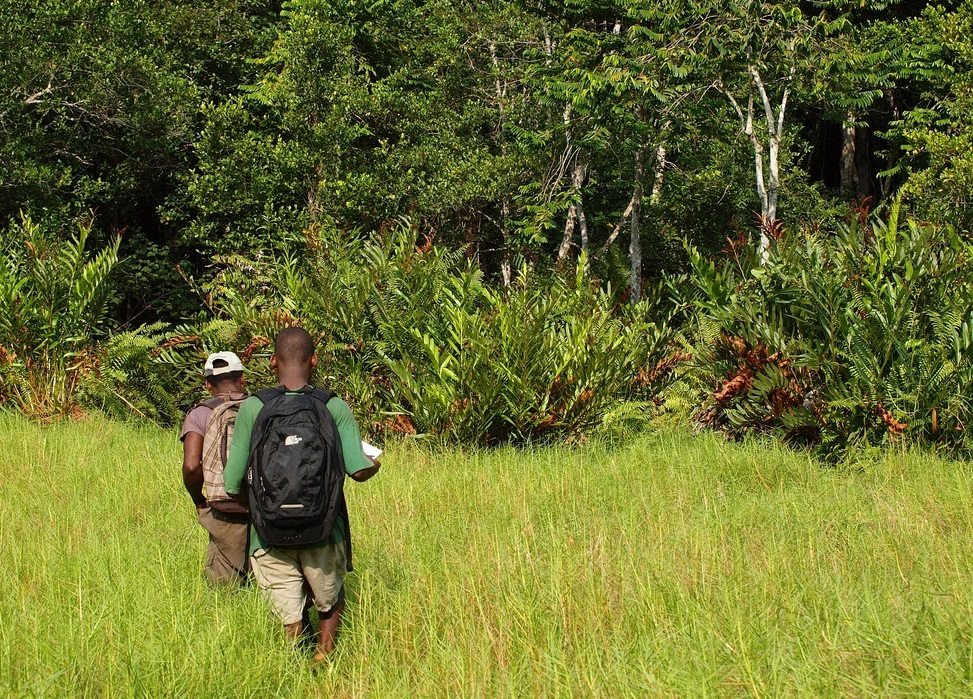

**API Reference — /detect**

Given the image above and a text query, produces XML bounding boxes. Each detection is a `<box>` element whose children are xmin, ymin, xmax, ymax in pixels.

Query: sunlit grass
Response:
<box><xmin>2</xmin><ymin>413</ymin><xmax>972</xmax><ymax>696</ymax></box>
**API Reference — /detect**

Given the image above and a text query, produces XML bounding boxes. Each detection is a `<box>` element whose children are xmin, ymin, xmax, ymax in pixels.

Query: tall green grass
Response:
<box><xmin>2</xmin><ymin>413</ymin><xmax>973</xmax><ymax>696</ymax></box>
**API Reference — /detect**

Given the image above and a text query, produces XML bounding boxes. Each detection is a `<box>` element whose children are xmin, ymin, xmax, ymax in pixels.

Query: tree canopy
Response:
<box><xmin>0</xmin><ymin>0</ymin><xmax>969</xmax><ymax>320</ymax></box>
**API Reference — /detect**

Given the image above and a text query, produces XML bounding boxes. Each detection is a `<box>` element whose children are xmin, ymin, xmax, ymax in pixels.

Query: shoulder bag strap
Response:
<box><xmin>308</xmin><ymin>386</ymin><xmax>336</xmax><ymax>406</ymax></box>
<box><xmin>200</xmin><ymin>396</ymin><xmax>224</xmax><ymax>410</ymax></box>
<box><xmin>247</xmin><ymin>388</ymin><xmax>287</xmax><ymax>465</ymax></box>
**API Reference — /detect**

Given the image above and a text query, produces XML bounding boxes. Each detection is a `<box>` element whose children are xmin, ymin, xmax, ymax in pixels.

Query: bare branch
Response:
<box><xmin>718</xmin><ymin>79</ymin><xmax>748</xmax><ymax>133</ymax></box>
<box><xmin>597</xmin><ymin>191</ymin><xmax>637</xmax><ymax>255</ymax></box>
<box><xmin>748</xmin><ymin>65</ymin><xmax>776</xmax><ymax>136</ymax></box>
<box><xmin>777</xmin><ymin>62</ymin><xmax>796</xmax><ymax>135</ymax></box>
<box><xmin>487</xmin><ymin>41</ymin><xmax>507</xmax><ymax>107</ymax></box>
<box><xmin>24</xmin><ymin>81</ymin><xmax>54</xmax><ymax>105</ymax></box>
<box><xmin>746</xmin><ymin>93</ymin><xmax>754</xmax><ymax>138</ymax></box>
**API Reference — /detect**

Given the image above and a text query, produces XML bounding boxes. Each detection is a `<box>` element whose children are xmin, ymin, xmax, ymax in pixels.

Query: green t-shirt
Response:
<box><xmin>223</xmin><ymin>390</ymin><xmax>373</xmax><ymax>556</ymax></box>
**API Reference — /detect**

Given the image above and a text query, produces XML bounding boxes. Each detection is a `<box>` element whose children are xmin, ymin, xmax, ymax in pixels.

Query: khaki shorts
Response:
<box><xmin>197</xmin><ymin>507</ymin><xmax>248</xmax><ymax>586</ymax></box>
<box><xmin>250</xmin><ymin>541</ymin><xmax>347</xmax><ymax>625</ymax></box>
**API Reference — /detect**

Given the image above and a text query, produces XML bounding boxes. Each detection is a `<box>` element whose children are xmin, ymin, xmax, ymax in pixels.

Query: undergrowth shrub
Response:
<box><xmin>682</xmin><ymin>200</ymin><xmax>973</xmax><ymax>457</ymax></box>
<box><xmin>0</xmin><ymin>217</ymin><xmax>119</xmax><ymax>418</ymax></box>
<box><xmin>168</xmin><ymin>223</ymin><xmax>681</xmax><ymax>444</ymax></box>
<box><xmin>382</xmin><ymin>265</ymin><xmax>678</xmax><ymax>444</ymax></box>
<box><xmin>78</xmin><ymin>323</ymin><xmax>186</xmax><ymax>425</ymax></box>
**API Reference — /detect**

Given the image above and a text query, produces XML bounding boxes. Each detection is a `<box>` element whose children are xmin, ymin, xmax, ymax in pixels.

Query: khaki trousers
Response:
<box><xmin>197</xmin><ymin>507</ymin><xmax>248</xmax><ymax>586</ymax></box>
<box><xmin>250</xmin><ymin>541</ymin><xmax>346</xmax><ymax>625</ymax></box>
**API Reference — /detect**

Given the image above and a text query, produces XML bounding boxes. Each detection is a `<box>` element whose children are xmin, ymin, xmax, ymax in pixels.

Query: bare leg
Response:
<box><xmin>300</xmin><ymin>592</ymin><xmax>316</xmax><ymax>644</ymax></box>
<box><xmin>313</xmin><ymin>598</ymin><xmax>345</xmax><ymax>660</ymax></box>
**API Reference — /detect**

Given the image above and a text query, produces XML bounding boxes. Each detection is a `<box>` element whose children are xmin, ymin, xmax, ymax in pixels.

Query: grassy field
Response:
<box><xmin>2</xmin><ymin>414</ymin><xmax>973</xmax><ymax>697</ymax></box>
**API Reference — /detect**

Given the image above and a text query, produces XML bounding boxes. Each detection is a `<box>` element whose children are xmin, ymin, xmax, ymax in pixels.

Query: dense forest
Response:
<box><xmin>1</xmin><ymin>1</ymin><xmax>972</xmax><ymax>455</ymax></box>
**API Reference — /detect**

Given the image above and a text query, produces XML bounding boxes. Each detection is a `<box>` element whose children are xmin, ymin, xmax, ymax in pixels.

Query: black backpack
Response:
<box><xmin>245</xmin><ymin>386</ymin><xmax>346</xmax><ymax>548</ymax></box>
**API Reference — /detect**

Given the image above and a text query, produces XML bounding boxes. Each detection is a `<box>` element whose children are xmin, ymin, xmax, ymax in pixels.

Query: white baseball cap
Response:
<box><xmin>203</xmin><ymin>351</ymin><xmax>244</xmax><ymax>377</ymax></box>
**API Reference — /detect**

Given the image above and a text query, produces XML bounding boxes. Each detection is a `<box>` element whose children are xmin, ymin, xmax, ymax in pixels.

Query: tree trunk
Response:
<box><xmin>597</xmin><ymin>133</ymin><xmax>664</xmax><ymax>258</ymax></box>
<box><xmin>723</xmin><ymin>65</ymin><xmax>792</xmax><ymax>264</ymax></box>
<box><xmin>854</xmin><ymin>124</ymin><xmax>873</xmax><ymax>200</ymax></box>
<box><xmin>841</xmin><ymin>114</ymin><xmax>874</xmax><ymax>201</ymax></box>
<box><xmin>765</xmin><ymin>125</ymin><xmax>780</xmax><ymax>225</ymax></box>
<box><xmin>578</xmin><ymin>189</ymin><xmax>589</xmax><ymax>252</ymax></box>
<box><xmin>558</xmin><ymin>203</ymin><xmax>577</xmax><ymax>260</ymax></box>
<box><xmin>500</xmin><ymin>197</ymin><xmax>512</xmax><ymax>286</ymax></box>
<box><xmin>573</xmin><ymin>160</ymin><xmax>589</xmax><ymax>252</ymax></box>
<box><xmin>650</xmin><ymin>142</ymin><xmax>666</xmax><ymax>205</ymax></box>
<box><xmin>724</xmin><ymin>87</ymin><xmax>769</xmax><ymax>262</ymax></box>
<box><xmin>490</xmin><ymin>40</ymin><xmax>512</xmax><ymax>286</ymax></box>
<box><xmin>840</xmin><ymin>113</ymin><xmax>857</xmax><ymax>197</ymax></box>
<box><xmin>751</xmin><ymin>67</ymin><xmax>787</xmax><ymax>261</ymax></box>
<box><xmin>557</xmin><ymin>160</ymin><xmax>588</xmax><ymax>261</ymax></box>
<box><xmin>753</xmin><ymin>131</ymin><xmax>771</xmax><ymax>263</ymax></box>
<box><xmin>630</xmin><ymin>146</ymin><xmax>645</xmax><ymax>303</ymax></box>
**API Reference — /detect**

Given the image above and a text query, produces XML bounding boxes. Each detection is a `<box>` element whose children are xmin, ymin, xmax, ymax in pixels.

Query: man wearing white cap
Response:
<box><xmin>180</xmin><ymin>351</ymin><xmax>250</xmax><ymax>585</ymax></box>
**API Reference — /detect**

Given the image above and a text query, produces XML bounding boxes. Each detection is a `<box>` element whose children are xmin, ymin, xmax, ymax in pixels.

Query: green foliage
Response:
<box><xmin>0</xmin><ymin>1</ymin><xmax>278</xmax><ymax>317</ymax></box>
<box><xmin>3</xmin><ymin>0</ymin><xmax>964</xmax><ymax>323</ymax></box>
<box><xmin>886</xmin><ymin>4</ymin><xmax>973</xmax><ymax>228</ymax></box>
<box><xmin>684</xmin><ymin>200</ymin><xmax>973</xmax><ymax>457</ymax></box>
<box><xmin>187</xmin><ymin>223</ymin><xmax>679</xmax><ymax>444</ymax></box>
<box><xmin>383</xmin><ymin>266</ymin><xmax>678</xmax><ymax>444</ymax></box>
<box><xmin>77</xmin><ymin>323</ymin><xmax>185</xmax><ymax>426</ymax></box>
<box><xmin>194</xmin><ymin>222</ymin><xmax>472</xmax><ymax>434</ymax></box>
<box><xmin>179</xmin><ymin>0</ymin><xmax>535</xmax><ymax>259</ymax></box>
<box><xmin>2</xmin><ymin>0</ymin><xmax>972</xmax><ymax>457</ymax></box>
<box><xmin>0</xmin><ymin>216</ymin><xmax>119</xmax><ymax>417</ymax></box>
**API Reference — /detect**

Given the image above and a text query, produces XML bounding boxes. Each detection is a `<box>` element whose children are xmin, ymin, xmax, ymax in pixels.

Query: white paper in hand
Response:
<box><xmin>361</xmin><ymin>441</ymin><xmax>383</xmax><ymax>459</ymax></box>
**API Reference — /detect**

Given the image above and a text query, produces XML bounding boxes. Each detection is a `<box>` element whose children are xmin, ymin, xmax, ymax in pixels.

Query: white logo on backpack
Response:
<box><xmin>284</xmin><ymin>435</ymin><xmax>303</xmax><ymax>446</ymax></box>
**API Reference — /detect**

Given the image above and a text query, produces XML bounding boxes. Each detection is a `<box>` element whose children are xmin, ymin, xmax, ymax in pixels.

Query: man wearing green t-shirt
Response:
<box><xmin>223</xmin><ymin>328</ymin><xmax>380</xmax><ymax>660</ymax></box>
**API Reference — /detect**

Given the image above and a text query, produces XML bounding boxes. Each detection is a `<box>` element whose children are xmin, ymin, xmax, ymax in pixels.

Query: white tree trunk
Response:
<box><xmin>721</xmin><ymin>64</ymin><xmax>791</xmax><ymax>264</ymax></box>
<box><xmin>557</xmin><ymin>102</ymin><xmax>574</xmax><ymax>261</ymax></box>
<box><xmin>599</xmin><ymin>135</ymin><xmax>665</xmax><ymax>257</ymax></box>
<box><xmin>578</xmin><ymin>187</ymin><xmax>589</xmax><ymax>251</ymax></box>
<box><xmin>500</xmin><ymin>196</ymin><xmax>512</xmax><ymax>286</ymax></box>
<box><xmin>558</xmin><ymin>204</ymin><xmax>577</xmax><ymax>260</ymax></box>
<box><xmin>630</xmin><ymin>146</ymin><xmax>645</xmax><ymax>302</ymax></box>
<box><xmin>558</xmin><ymin>159</ymin><xmax>588</xmax><ymax>260</ymax></box>
<box><xmin>490</xmin><ymin>40</ymin><xmax>513</xmax><ymax>285</ymax></box>
<box><xmin>650</xmin><ymin>142</ymin><xmax>666</xmax><ymax>205</ymax></box>
<box><xmin>841</xmin><ymin>113</ymin><xmax>857</xmax><ymax>197</ymax></box>
<box><xmin>599</xmin><ymin>191</ymin><xmax>636</xmax><ymax>255</ymax></box>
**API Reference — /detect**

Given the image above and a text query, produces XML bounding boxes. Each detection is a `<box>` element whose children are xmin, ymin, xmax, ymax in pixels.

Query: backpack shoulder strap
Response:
<box><xmin>308</xmin><ymin>387</ymin><xmax>336</xmax><ymax>406</ymax></box>
<box><xmin>255</xmin><ymin>387</ymin><xmax>285</xmax><ymax>405</ymax></box>
<box><xmin>206</xmin><ymin>401</ymin><xmax>239</xmax><ymax>427</ymax></box>
<box><xmin>199</xmin><ymin>396</ymin><xmax>224</xmax><ymax>410</ymax></box>
<box><xmin>199</xmin><ymin>392</ymin><xmax>249</xmax><ymax>412</ymax></box>
<box><xmin>249</xmin><ymin>388</ymin><xmax>286</xmax><ymax>443</ymax></box>
<box><xmin>251</xmin><ymin>386</ymin><xmax>287</xmax><ymax>438</ymax></box>
<box><xmin>247</xmin><ymin>388</ymin><xmax>288</xmax><ymax>468</ymax></box>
